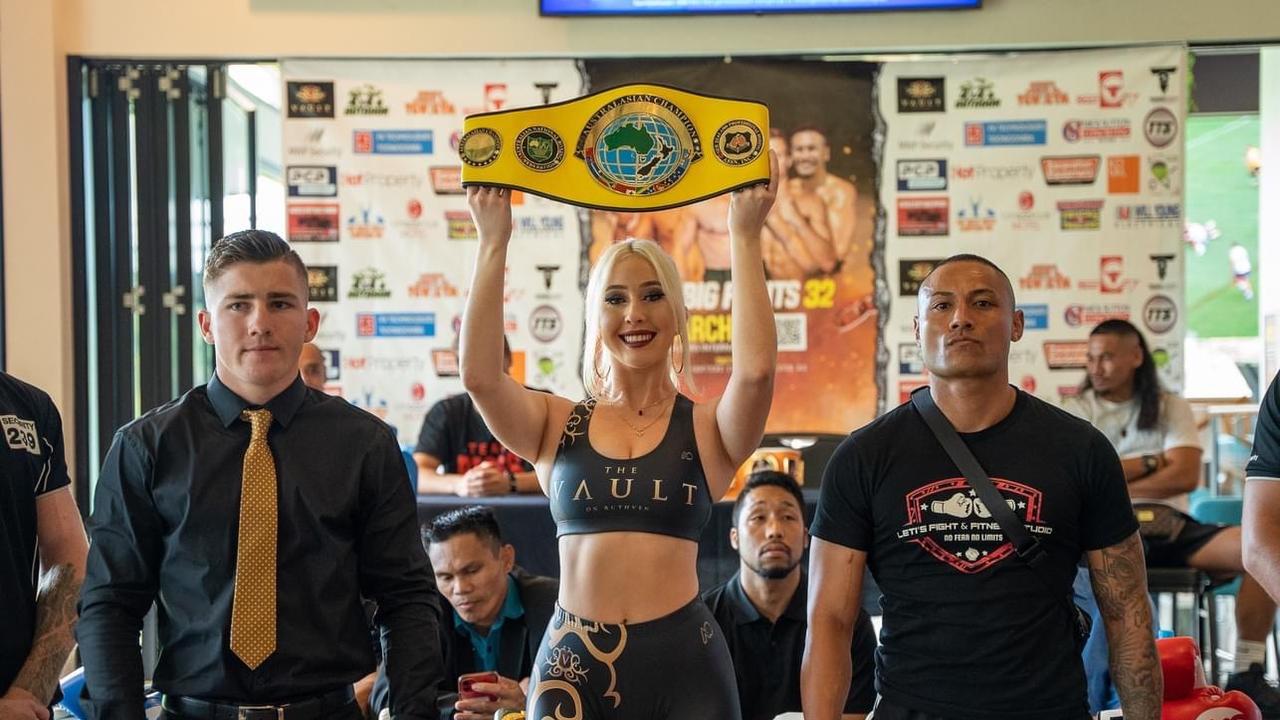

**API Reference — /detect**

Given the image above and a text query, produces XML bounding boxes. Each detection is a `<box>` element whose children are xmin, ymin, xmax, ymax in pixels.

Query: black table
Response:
<box><xmin>416</xmin><ymin>490</ymin><xmax>882</xmax><ymax>613</ymax></box>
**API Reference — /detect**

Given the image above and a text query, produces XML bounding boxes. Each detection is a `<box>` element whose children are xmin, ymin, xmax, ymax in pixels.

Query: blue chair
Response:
<box><xmin>1189</xmin><ymin>495</ymin><xmax>1247</xmax><ymax>680</ymax></box>
<box><xmin>401</xmin><ymin>447</ymin><xmax>418</xmax><ymax>488</ymax></box>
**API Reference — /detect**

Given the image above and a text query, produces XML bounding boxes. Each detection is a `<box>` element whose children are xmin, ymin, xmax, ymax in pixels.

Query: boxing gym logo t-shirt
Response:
<box><xmin>414</xmin><ymin>392</ymin><xmax>532</xmax><ymax>475</ymax></box>
<box><xmin>812</xmin><ymin>390</ymin><xmax>1137</xmax><ymax>720</ymax></box>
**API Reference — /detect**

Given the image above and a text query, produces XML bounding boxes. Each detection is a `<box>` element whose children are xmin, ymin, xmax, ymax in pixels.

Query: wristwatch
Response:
<box><xmin>1141</xmin><ymin>454</ymin><xmax>1160</xmax><ymax>476</ymax></box>
<box><xmin>506</xmin><ymin>469</ymin><xmax>518</xmax><ymax>493</ymax></box>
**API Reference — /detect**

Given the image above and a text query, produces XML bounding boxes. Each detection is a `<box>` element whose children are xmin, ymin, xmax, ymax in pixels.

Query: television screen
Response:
<box><xmin>542</xmin><ymin>0</ymin><xmax>980</xmax><ymax>15</ymax></box>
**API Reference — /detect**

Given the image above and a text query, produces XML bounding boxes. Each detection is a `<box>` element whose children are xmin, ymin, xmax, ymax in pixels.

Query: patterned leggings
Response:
<box><xmin>528</xmin><ymin>598</ymin><xmax>741</xmax><ymax>720</ymax></box>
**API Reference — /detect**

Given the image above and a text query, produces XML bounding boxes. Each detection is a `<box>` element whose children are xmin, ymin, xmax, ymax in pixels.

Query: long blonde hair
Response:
<box><xmin>581</xmin><ymin>239</ymin><xmax>695</xmax><ymax>400</ymax></box>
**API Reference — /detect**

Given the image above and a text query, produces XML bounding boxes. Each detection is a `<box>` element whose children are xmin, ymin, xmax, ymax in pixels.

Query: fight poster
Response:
<box><xmin>583</xmin><ymin>59</ymin><xmax>882</xmax><ymax>434</ymax></box>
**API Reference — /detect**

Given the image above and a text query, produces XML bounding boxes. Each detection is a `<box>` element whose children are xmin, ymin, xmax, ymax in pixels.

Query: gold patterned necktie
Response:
<box><xmin>229</xmin><ymin>408</ymin><xmax>277</xmax><ymax>669</ymax></box>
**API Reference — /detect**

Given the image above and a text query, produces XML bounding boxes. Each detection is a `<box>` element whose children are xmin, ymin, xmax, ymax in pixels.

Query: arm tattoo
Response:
<box><xmin>1090</xmin><ymin>533</ymin><xmax>1163</xmax><ymax>720</ymax></box>
<box><xmin>12</xmin><ymin>563</ymin><xmax>83</xmax><ymax>702</ymax></box>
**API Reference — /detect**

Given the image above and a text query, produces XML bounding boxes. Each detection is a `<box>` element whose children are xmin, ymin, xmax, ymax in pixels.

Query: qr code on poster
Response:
<box><xmin>775</xmin><ymin>313</ymin><xmax>807</xmax><ymax>352</ymax></box>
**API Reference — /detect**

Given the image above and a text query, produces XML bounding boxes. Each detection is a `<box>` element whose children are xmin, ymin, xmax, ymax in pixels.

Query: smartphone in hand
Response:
<box><xmin>458</xmin><ymin>671</ymin><xmax>500</xmax><ymax>701</ymax></box>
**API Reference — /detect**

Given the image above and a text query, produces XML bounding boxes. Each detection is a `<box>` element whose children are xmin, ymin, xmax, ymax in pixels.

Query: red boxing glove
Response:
<box><xmin>1158</xmin><ymin>636</ymin><xmax>1206</xmax><ymax>700</ymax></box>
<box><xmin>1162</xmin><ymin>686</ymin><xmax>1260</xmax><ymax>720</ymax></box>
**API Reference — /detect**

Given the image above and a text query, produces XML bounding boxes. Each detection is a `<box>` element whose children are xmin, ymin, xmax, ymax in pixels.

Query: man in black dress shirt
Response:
<box><xmin>77</xmin><ymin>229</ymin><xmax>443</xmax><ymax>719</ymax></box>
<box><xmin>704</xmin><ymin>471</ymin><xmax>875</xmax><ymax>720</ymax></box>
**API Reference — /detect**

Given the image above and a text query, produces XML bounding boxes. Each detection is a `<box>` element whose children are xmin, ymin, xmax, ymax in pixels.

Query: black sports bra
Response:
<box><xmin>548</xmin><ymin>394</ymin><xmax>712</xmax><ymax>541</ymax></box>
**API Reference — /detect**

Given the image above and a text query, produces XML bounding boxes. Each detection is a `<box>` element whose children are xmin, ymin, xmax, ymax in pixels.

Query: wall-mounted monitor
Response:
<box><xmin>542</xmin><ymin>0</ymin><xmax>981</xmax><ymax>16</ymax></box>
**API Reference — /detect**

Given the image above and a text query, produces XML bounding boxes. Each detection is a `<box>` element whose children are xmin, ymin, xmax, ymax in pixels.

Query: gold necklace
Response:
<box><xmin>629</xmin><ymin>392</ymin><xmax>674</xmax><ymax>417</ymax></box>
<box><xmin>610</xmin><ymin>396</ymin><xmax>674</xmax><ymax>436</ymax></box>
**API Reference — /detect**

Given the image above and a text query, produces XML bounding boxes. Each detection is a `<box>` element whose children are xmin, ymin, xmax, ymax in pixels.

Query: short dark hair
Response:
<box><xmin>203</xmin><ymin>229</ymin><xmax>308</xmax><ymax>290</ymax></box>
<box><xmin>1082</xmin><ymin>319</ymin><xmax>1162</xmax><ymax>431</ymax></box>
<box><xmin>789</xmin><ymin>125</ymin><xmax>829</xmax><ymax>145</ymax></box>
<box><xmin>733</xmin><ymin>470</ymin><xmax>806</xmax><ymax>525</ymax></box>
<box><xmin>422</xmin><ymin>505</ymin><xmax>504</xmax><ymax>552</ymax></box>
<box><xmin>920</xmin><ymin>253</ymin><xmax>1016</xmax><ymax>306</ymax></box>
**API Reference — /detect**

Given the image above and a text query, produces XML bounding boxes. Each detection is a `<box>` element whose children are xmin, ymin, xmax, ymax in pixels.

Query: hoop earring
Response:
<box><xmin>671</xmin><ymin>334</ymin><xmax>685</xmax><ymax>375</ymax></box>
<box><xmin>594</xmin><ymin>338</ymin><xmax>612</xmax><ymax>381</ymax></box>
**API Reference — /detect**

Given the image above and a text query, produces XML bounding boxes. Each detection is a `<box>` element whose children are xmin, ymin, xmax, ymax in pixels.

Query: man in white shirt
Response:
<box><xmin>1066</xmin><ymin>319</ymin><xmax>1278</xmax><ymax>716</ymax></box>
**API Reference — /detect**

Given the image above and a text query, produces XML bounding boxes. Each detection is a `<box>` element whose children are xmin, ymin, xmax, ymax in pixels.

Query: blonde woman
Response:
<box><xmin>459</xmin><ymin>153</ymin><xmax>778</xmax><ymax>719</ymax></box>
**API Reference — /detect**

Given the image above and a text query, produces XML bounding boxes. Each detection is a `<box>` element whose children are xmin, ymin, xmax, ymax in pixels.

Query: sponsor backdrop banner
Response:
<box><xmin>581</xmin><ymin>59</ymin><xmax>881</xmax><ymax>434</ymax></box>
<box><xmin>880</xmin><ymin>46</ymin><xmax>1186</xmax><ymax>407</ymax></box>
<box><xmin>281</xmin><ymin>60</ymin><xmax>586</xmax><ymax>444</ymax></box>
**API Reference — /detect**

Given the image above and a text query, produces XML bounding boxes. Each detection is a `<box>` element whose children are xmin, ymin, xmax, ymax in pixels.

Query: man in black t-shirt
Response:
<box><xmin>704</xmin><ymin>470</ymin><xmax>875</xmax><ymax>720</ymax></box>
<box><xmin>0</xmin><ymin>372</ymin><xmax>88</xmax><ymax>719</ymax></box>
<box><xmin>803</xmin><ymin>254</ymin><xmax>1161</xmax><ymax>720</ymax></box>
<box><xmin>1244</xmin><ymin>374</ymin><xmax>1280</xmax><ymax>604</ymax></box>
<box><xmin>414</xmin><ymin>337</ymin><xmax>535</xmax><ymax>496</ymax></box>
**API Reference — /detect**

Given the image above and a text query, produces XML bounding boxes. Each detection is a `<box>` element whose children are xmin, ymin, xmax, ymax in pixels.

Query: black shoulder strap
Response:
<box><xmin>910</xmin><ymin>388</ymin><xmax>1047</xmax><ymax>569</ymax></box>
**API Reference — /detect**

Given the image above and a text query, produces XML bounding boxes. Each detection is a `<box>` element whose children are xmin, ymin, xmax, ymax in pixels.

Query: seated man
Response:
<box><xmin>298</xmin><ymin>341</ymin><xmax>327</xmax><ymax>391</ymax></box>
<box><xmin>415</xmin><ymin>338</ymin><xmax>537</xmax><ymax>496</ymax></box>
<box><xmin>371</xmin><ymin>506</ymin><xmax>557</xmax><ymax>720</ymax></box>
<box><xmin>704</xmin><ymin>471</ymin><xmax>875</xmax><ymax>720</ymax></box>
<box><xmin>1066</xmin><ymin>318</ymin><xmax>1279</xmax><ymax>715</ymax></box>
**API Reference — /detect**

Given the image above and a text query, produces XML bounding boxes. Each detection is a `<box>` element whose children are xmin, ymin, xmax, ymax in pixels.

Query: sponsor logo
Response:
<box><xmin>321</xmin><ymin>349</ymin><xmax>341</xmax><ymax>381</ymax></box>
<box><xmin>1017</xmin><ymin>81</ymin><xmax>1069</xmax><ymax>106</ymax></box>
<box><xmin>354</xmin><ymin>129</ymin><xmax>434</xmax><ymax>155</ymax></box>
<box><xmin>344</xmin><ymin>84</ymin><xmax>388</xmax><ymax>116</ymax></box>
<box><xmin>1148</xmin><ymin>156</ymin><xmax>1178</xmax><ymax>194</ymax></box>
<box><xmin>1143</xmin><ymin>295</ymin><xmax>1177</xmax><ymax>334</ymax></box>
<box><xmin>712</xmin><ymin>120</ymin><xmax>764</xmax><ymax>166</ymax></box>
<box><xmin>342</xmin><ymin>171</ymin><xmax>423</xmax><ymax>188</ymax></box>
<box><xmin>345</xmin><ymin>207</ymin><xmax>386</xmax><ymax>239</ymax></box>
<box><xmin>1098</xmin><ymin>255</ymin><xmax>1136</xmax><ymax>294</ymax></box>
<box><xmin>955</xmin><ymin>77</ymin><xmax>1000</xmax><ymax>109</ymax></box>
<box><xmin>534</xmin><ymin>81</ymin><xmax>560</xmax><ymax>105</ymax></box>
<box><xmin>432</xmin><ymin>348</ymin><xmax>460</xmax><ymax>377</ymax></box>
<box><xmin>1077</xmin><ymin>70</ymin><xmax>1137</xmax><ymax>108</ymax></box>
<box><xmin>343</xmin><ymin>356</ymin><xmax>428</xmax><ymax>374</ymax></box>
<box><xmin>516</xmin><ymin>126</ymin><xmax>567</xmax><ymax>172</ymax></box>
<box><xmin>1115</xmin><ymin>203</ymin><xmax>1181</xmax><ymax>228</ymax></box>
<box><xmin>1020</xmin><ymin>375</ymin><xmax>1037</xmax><ymax>393</ymax></box>
<box><xmin>896</xmin><ymin>197</ymin><xmax>949</xmax><ymax>236</ymax></box>
<box><xmin>1057</xmin><ymin>200</ymin><xmax>1104</xmax><ymax>230</ymax></box>
<box><xmin>446</xmin><ymin>210</ymin><xmax>478</xmax><ymax>240</ymax></box>
<box><xmin>898</xmin><ymin>77</ymin><xmax>945</xmax><ymax>113</ymax></box>
<box><xmin>408</xmin><ymin>273</ymin><xmax>460</xmax><ymax>298</ymax></box>
<box><xmin>950</xmin><ymin>163</ymin><xmax>1034</xmax><ymax>182</ymax></box>
<box><xmin>1150</xmin><ymin>253</ymin><xmax>1175</xmax><ymax>281</ymax></box>
<box><xmin>347</xmin><ymin>268</ymin><xmax>392</xmax><ymax>299</ymax></box>
<box><xmin>1062</xmin><ymin>118</ymin><xmax>1131</xmax><ymax>143</ymax></box>
<box><xmin>1041</xmin><ymin>155</ymin><xmax>1100</xmax><ymax>185</ymax></box>
<box><xmin>899</xmin><ymin>343</ymin><xmax>924</xmax><ymax>374</ymax></box>
<box><xmin>1007</xmin><ymin>191</ymin><xmax>1050</xmax><ymax>231</ymax></box>
<box><xmin>956</xmin><ymin>198</ymin><xmax>997</xmax><ymax>232</ymax></box>
<box><xmin>287</xmin><ymin>203</ymin><xmax>340</xmax><ymax>242</ymax></box>
<box><xmin>536</xmin><ymin>264</ymin><xmax>561</xmax><ymax>292</ymax></box>
<box><xmin>964</xmin><ymin>120</ymin><xmax>1047</xmax><ymax>147</ymax></box>
<box><xmin>429</xmin><ymin>166</ymin><xmax>464</xmax><ymax>195</ymax></box>
<box><xmin>514</xmin><ymin>215</ymin><xmax>566</xmax><ymax>240</ymax></box>
<box><xmin>286</xmin><ymin>81</ymin><xmax>335</xmax><ymax>118</ymax></box>
<box><xmin>1150</xmin><ymin>66</ymin><xmax>1178</xmax><ymax>101</ymax></box>
<box><xmin>405</xmin><ymin>90</ymin><xmax>456</xmax><ymax>115</ymax></box>
<box><xmin>1019</xmin><ymin>304</ymin><xmax>1049</xmax><ymax>330</ymax></box>
<box><xmin>897</xmin><ymin>159</ymin><xmax>948</xmax><ymax>191</ymax></box>
<box><xmin>898</xmin><ymin>378</ymin><xmax>929</xmax><ymax>404</ymax></box>
<box><xmin>899</xmin><ymin>258</ymin><xmax>942</xmax><ymax>296</ymax></box>
<box><xmin>285</xmin><ymin>127</ymin><xmax>341</xmax><ymax>160</ymax></box>
<box><xmin>0</xmin><ymin>415</ymin><xmax>39</xmax><ymax>455</ymax></box>
<box><xmin>356</xmin><ymin>312</ymin><xmax>436</xmax><ymax>338</ymax></box>
<box><xmin>1044</xmin><ymin>341</ymin><xmax>1089</xmax><ymax>370</ymax></box>
<box><xmin>529</xmin><ymin>305</ymin><xmax>562</xmax><ymax>342</ymax></box>
<box><xmin>287</xmin><ymin>165</ymin><xmax>337</xmax><ymax>197</ymax></box>
<box><xmin>1058</xmin><ymin>386</ymin><xmax>1081</xmax><ymax>399</ymax></box>
<box><xmin>897</xmin><ymin>120</ymin><xmax>954</xmax><ymax>152</ymax></box>
<box><xmin>1063</xmin><ymin>303</ymin><xmax>1130</xmax><ymax>328</ymax></box>
<box><xmin>307</xmin><ymin>265</ymin><xmax>338</xmax><ymax>303</ymax></box>
<box><xmin>485</xmin><ymin>83</ymin><xmax>509</xmax><ymax>111</ymax></box>
<box><xmin>1020</xmin><ymin>264</ymin><xmax>1072</xmax><ymax>291</ymax></box>
<box><xmin>1106</xmin><ymin>155</ymin><xmax>1140</xmax><ymax>194</ymax></box>
<box><xmin>1144</xmin><ymin>108</ymin><xmax>1178</xmax><ymax>148</ymax></box>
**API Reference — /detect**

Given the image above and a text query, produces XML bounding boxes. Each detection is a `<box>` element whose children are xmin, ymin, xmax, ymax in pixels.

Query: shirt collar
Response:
<box><xmin>207</xmin><ymin>373</ymin><xmax>308</xmax><ymax>429</ymax></box>
<box><xmin>451</xmin><ymin>574</ymin><xmax>525</xmax><ymax>632</ymax></box>
<box><xmin>727</xmin><ymin>570</ymin><xmax>807</xmax><ymax>625</ymax></box>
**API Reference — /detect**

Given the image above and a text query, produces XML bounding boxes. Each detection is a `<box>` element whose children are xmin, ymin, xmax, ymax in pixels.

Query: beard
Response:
<box><xmin>745</xmin><ymin>555</ymin><xmax>801</xmax><ymax>580</ymax></box>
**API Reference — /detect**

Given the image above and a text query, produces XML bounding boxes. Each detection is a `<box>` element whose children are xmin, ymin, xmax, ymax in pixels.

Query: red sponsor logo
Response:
<box><xmin>1040</xmin><ymin>155</ymin><xmax>1101</xmax><ymax>185</ymax></box>
<box><xmin>896</xmin><ymin>197</ymin><xmax>949</xmax><ymax>236</ymax></box>
<box><xmin>1043</xmin><ymin>341</ymin><xmax>1089</xmax><ymax>370</ymax></box>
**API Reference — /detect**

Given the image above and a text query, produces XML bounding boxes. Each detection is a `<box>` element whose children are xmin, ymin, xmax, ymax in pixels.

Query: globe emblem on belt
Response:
<box><xmin>577</xmin><ymin>95</ymin><xmax>701</xmax><ymax>197</ymax></box>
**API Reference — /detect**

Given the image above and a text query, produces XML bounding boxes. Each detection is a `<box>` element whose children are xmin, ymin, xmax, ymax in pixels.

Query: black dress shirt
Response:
<box><xmin>703</xmin><ymin>571</ymin><xmax>876</xmax><ymax>719</ymax></box>
<box><xmin>77</xmin><ymin>374</ymin><xmax>443</xmax><ymax>719</ymax></box>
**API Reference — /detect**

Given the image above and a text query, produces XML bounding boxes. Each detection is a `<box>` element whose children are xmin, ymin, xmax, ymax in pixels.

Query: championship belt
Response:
<box><xmin>459</xmin><ymin>83</ymin><xmax>770</xmax><ymax>211</ymax></box>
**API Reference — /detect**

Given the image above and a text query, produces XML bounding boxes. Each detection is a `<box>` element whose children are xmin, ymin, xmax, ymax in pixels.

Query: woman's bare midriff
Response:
<box><xmin>556</xmin><ymin>531</ymin><xmax>700</xmax><ymax>624</ymax></box>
